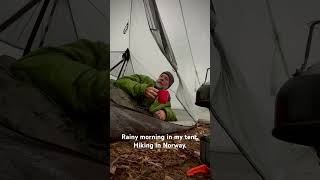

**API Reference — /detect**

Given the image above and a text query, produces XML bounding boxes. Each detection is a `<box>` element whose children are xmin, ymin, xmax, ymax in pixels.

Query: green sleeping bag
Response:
<box><xmin>11</xmin><ymin>39</ymin><xmax>109</xmax><ymax>116</ymax></box>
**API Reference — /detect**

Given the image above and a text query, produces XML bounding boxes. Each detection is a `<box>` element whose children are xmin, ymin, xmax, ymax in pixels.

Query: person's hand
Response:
<box><xmin>153</xmin><ymin>110</ymin><xmax>166</xmax><ymax>121</ymax></box>
<box><xmin>144</xmin><ymin>87</ymin><xmax>159</xmax><ymax>100</ymax></box>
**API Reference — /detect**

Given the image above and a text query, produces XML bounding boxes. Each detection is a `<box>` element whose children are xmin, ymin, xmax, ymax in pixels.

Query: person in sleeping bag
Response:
<box><xmin>114</xmin><ymin>71</ymin><xmax>177</xmax><ymax>121</ymax></box>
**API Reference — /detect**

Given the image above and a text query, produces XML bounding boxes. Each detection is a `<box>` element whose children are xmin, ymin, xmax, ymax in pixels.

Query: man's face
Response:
<box><xmin>155</xmin><ymin>73</ymin><xmax>170</xmax><ymax>90</ymax></box>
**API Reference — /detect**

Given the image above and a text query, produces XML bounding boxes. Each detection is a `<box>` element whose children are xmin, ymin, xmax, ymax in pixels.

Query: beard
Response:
<box><xmin>155</xmin><ymin>82</ymin><xmax>168</xmax><ymax>90</ymax></box>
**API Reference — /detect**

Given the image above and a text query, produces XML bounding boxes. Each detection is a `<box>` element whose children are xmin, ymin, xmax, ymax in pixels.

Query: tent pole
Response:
<box><xmin>0</xmin><ymin>0</ymin><xmax>41</xmax><ymax>33</ymax></box>
<box><xmin>117</xmin><ymin>53</ymin><xmax>130</xmax><ymax>79</ymax></box>
<box><xmin>117</xmin><ymin>60</ymin><xmax>127</xmax><ymax>79</ymax></box>
<box><xmin>110</xmin><ymin>59</ymin><xmax>125</xmax><ymax>72</ymax></box>
<box><xmin>23</xmin><ymin>0</ymin><xmax>51</xmax><ymax>56</ymax></box>
<box><xmin>118</xmin><ymin>49</ymin><xmax>130</xmax><ymax>79</ymax></box>
<box><xmin>38</xmin><ymin>0</ymin><xmax>59</xmax><ymax>48</ymax></box>
<box><xmin>110</xmin><ymin>49</ymin><xmax>131</xmax><ymax>71</ymax></box>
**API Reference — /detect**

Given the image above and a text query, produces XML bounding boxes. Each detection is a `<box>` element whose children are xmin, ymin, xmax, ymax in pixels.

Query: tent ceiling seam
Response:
<box><xmin>16</xmin><ymin>1</ymin><xmax>42</xmax><ymax>43</ymax></box>
<box><xmin>39</xmin><ymin>0</ymin><xmax>59</xmax><ymax>48</ymax></box>
<box><xmin>23</xmin><ymin>0</ymin><xmax>51</xmax><ymax>56</ymax></box>
<box><xmin>0</xmin><ymin>39</ymin><xmax>24</xmax><ymax>50</ymax></box>
<box><xmin>178</xmin><ymin>0</ymin><xmax>201</xmax><ymax>87</ymax></box>
<box><xmin>128</xmin><ymin>0</ymin><xmax>133</xmax><ymax>49</ymax></box>
<box><xmin>264</xmin><ymin>0</ymin><xmax>290</xmax><ymax>78</ymax></box>
<box><xmin>0</xmin><ymin>0</ymin><xmax>41</xmax><ymax>33</ymax></box>
<box><xmin>66</xmin><ymin>0</ymin><xmax>79</xmax><ymax>40</ymax></box>
<box><xmin>85</xmin><ymin>0</ymin><xmax>107</xmax><ymax>20</ymax></box>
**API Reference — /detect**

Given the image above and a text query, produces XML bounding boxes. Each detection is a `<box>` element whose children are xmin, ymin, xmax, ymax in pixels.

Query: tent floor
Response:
<box><xmin>211</xmin><ymin>152</ymin><xmax>263</xmax><ymax>180</ymax></box>
<box><xmin>110</xmin><ymin>122</ymin><xmax>210</xmax><ymax>179</ymax></box>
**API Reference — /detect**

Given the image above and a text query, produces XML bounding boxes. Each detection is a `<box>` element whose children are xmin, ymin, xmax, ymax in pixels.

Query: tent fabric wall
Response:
<box><xmin>110</xmin><ymin>0</ymin><xmax>210</xmax><ymax>125</ymax></box>
<box><xmin>0</xmin><ymin>124</ymin><xmax>106</xmax><ymax>180</ymax></box>
<box><xmin>0</xmin><ymin>1</ymin><xmax>109</xmax><ymax>179</ymax></box>
<box><xmin>128</xmin><ymin>0</ymin><xmax>198</xmax><ymax>121</ymax></box>
<box><xmin>0</xmin><ymin>0</ymin><xmax>108</xmax><ymax>53</ymax></box>
<box><xmin>210</xmin><ymin>0</ymin><xmax>320</xmax><ymax>179</ymax></box>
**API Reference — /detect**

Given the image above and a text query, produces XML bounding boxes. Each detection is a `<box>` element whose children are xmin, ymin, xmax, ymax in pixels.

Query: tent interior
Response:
<box><xmin>210</xmin><ymin>0</ymin><xmax>320</xmax><ymax>179</ymax></box>
<box><xmin>0</xmin><ymin>0</ymin><xmax>210</xmax><ymax>178</ymax></box>
<box><xmin>109</xmin><ymin>0</ymin><xmax>210</xmax><ymax>139</ymax></box>
<box><xmin>3</xmin><ymin>0</ymin><xmax>320</xmax><ymax>179</ymax></box>
<box><xmin>0</xmin><ymin>0</ymin><xmax>108</xmax><ymax>179</ymax></box>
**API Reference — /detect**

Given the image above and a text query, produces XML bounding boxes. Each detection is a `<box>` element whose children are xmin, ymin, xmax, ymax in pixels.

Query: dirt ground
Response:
<box><xmin>109</xmin><ymin>123</ymin><xmax>211</xmax><ymax>180</ymax></box>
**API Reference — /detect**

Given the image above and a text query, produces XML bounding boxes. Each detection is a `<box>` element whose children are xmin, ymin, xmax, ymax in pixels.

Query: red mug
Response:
<box><xmin>158</xmin><ymin>90</ymin><xmax>169</xmax><ymax>104</ymax></box>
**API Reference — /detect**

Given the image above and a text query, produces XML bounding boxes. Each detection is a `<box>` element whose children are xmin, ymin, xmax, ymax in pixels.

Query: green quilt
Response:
<box><xmin>11</xmin><ymin>39</ymin><xmax>109</xmax><ymax>116</ymax></box>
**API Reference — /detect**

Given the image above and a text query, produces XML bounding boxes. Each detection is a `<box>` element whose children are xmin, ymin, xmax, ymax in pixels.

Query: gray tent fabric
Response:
<box><xmin>110</xmin><ymin>80</ymin><xmax>191</xmax><ymax>140</ymax></box>
<box><xmin>0</xmin><ymin>0</ymin><xmax>108</xmax><ymax>52</ymax></box>
<box><xmin>0</xmin><ymin>56</ymin><xmax>107</xmax><ymax>163</ymax></box>
<box><xmin>0</xmin><ymin>0</ymin><xmax>109</xmax><ymax>179</ymax></box>
<box><xmin>0</xmin><ymin>125</ymin><xmax>106</xmax><ymax>180</ymax></box>
<box><xmin>210</xmin><ymin>0</ymin><xmax>320</xmax><ymax>179</ymax></box>
<box><xmin>143</xmin><ymin>0</ymin><xmax>178</xmax><ymax>70</ymax></box>
<box><xmin>110</xmin><ymin>0</ymin><xmax>210</xmax><ymax>125</ymax></box>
